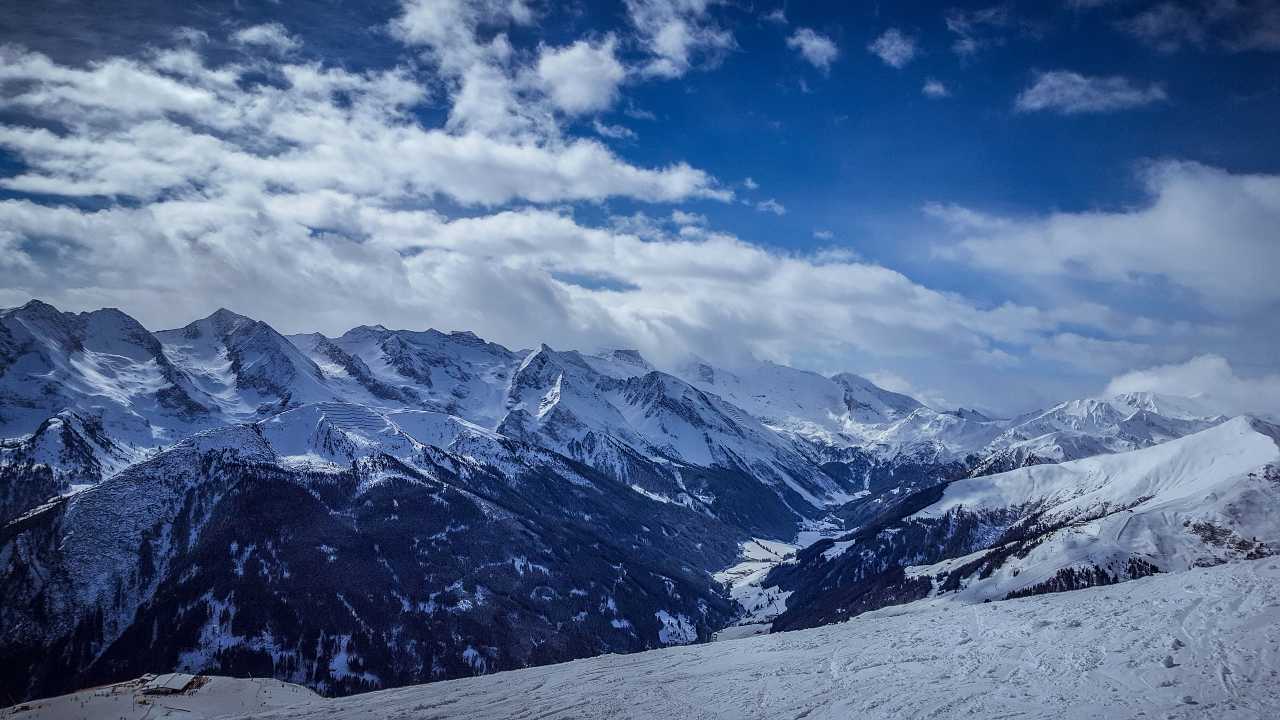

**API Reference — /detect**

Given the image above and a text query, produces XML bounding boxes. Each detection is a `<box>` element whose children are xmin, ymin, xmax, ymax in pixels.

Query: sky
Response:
<box><xmin>0</xmin><ymin>0</ymin><xmax>1278</xmax><ymax>415</ymax></box>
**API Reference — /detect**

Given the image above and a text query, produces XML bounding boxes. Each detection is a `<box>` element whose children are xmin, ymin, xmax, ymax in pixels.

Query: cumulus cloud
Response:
<box><xmin>536</xmin><ymin>36</ymin><xmax>626</xmax><ymax>115</ymax></box>
<box><xmin>1015</xmin><ymin>71</ymin><xmax>1167</xmax><ymax>114</ymax></box>
<box><xmin>0</xmin><ymin>45</ymin><xmax>726</xmax><ymax>206</ymax></box>
<box><xmin>930</xmin><ymin>161</ymin><xmax>1280</xmax><ymax>312</ymax></box>
<box><xmin>231</xmin><ymin>23</ymin><xmax>301</xmax><ymax>53</ymax></box>
<box><xmin>391</xmin><ymin>0</ymin><xmax>558</xmax><ymax>139</ymax></box>
<box><xmin>671</xmin><ymin>209</ymin><xmax>707</xmax><ymax>226</ymax></box>
<box><xmin>922</xmin><ymin>78</ymin><xmax>950</xmax><ymax>98</ymax></box>
<box><xmin>788</xmin><ymin>28</ymin><xmax>839</xmax><ymax>71</ymax></box>
<box><xmin>625</xmin><ymin>0</ymin><xmax>734</xmax><ymax>79</ymax></box>
<box><xmin>867</xmin><ymin>29</ymin><xmax>915</xmax><ymax>68</ymax></box>
<box><xmin>1106</xmin><ymin>355</ymin><xmax>1280</xmax><ymax>418</ymax></box>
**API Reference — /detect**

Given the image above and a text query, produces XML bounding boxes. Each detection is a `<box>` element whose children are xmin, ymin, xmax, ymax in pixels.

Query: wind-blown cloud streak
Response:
<box><xmin>1015</xmin><ymin>71</ymin><xmax>1167</xmax><ymax>114</ymax></box>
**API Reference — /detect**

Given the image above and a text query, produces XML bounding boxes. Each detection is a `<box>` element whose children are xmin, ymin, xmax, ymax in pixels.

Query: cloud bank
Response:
<box><xmin>1107</xmin><ymin>356</ymin><xmax>1280</xmax><ymax>419</ymax></box>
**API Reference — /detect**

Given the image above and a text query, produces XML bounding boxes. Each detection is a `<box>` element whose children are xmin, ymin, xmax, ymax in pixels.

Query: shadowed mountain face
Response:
<box><xmin>0</xmin><ymin>300</ymin><xmax>1244</xmax><ymax>702</ymax></box>
<box><xmin>1</xmin><ymin>411</ymin><xmax>741</xmax><ymax>701</ymax></box>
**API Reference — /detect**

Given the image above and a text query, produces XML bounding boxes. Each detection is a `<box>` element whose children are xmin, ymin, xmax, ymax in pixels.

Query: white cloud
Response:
<box><xmin>391</xmin><ymin>0</ymin><xmax>534</xmax><ymax>74</ymax></box>
<box><xmin>1124</xmin><ymin>4</ymin><xmax>1205</xmax><ymax>52</ymax></box>
<box><xmin>0</xmin><ymin>41</ymin><xmax>1105</xmax><ymax>409</ymax></box>
<box><xmin>536</xmin><ymin>36</ymin><xmax>626</xmax><ymax>115</ymax></box>
<box><xmin>0</xmin><ymin>45</ymin><xmax>727</xmax><ymax>207</ymax></box>
<box><xmin>593</xmin><ymin>120</ymin><xmax>636</xmax><ymax>139</ymax></box>
<box><xmin>1015</xmin><ymin>71</ymin><xmax>1167</xmax><ymax>114</ymax></box>
<box><xmin>763</xmin><ymin>8</ymin><xmax>787</xmax><ymax>25</ymax></box>
<box><xmin>231</xmin><ymin>23</ymin><xmax>301</xmax><ymax>53</ymax></box>
<box><xmin>671</xmin><ymin>209</ymin><xmax>707</xmax><ymax>226</ymax></box>
<box><xmin>930</xmin><ymin>161</ymin><xmax>1280</xmax><ymax>312</ymax></box>
<box><xmin>4</xmin><ymin>4</ymin><xmax>1269</xmax><ymax>414</ymax></box>
<box><xmin>756</xmin><ymin>198</ymin><xmax>786</xmax><ymax>215</ymax></box>
<box><xmin>0</xmin><ymin>196</ymin><xmax>1084</xmax><ymax>380</ymax></box>
<box><xmin>813</xmin><ymin>229</ymin><xmax>834</xmax><ymax>240</ymax></box>
<box><xmin>391</xmin><ymin>0</ymin><xmax>543</xmax><ymax>138</ymax></box>
<box><xmin>945</xmin><ymin>6</ymin><xmax>1012</xmax><ymax>56</ymax></box>
<box><xmin>625</xmin><ymin>0</ymin><xmax>734</xmax><ymax>79</ymax></box>
<box><xmin>922</xmin><ymin>78</ymin><xmax>950</xmax><ymax>98</ymax></box>
<box><xmin>866</xmin><ymin>28</ymin><xmax>915</xmax><ymax>68</ymax></box>
<box><xmin>1106</xmin><ymin>355</ymin><xmax>1280</xmax><ymax>418</ymax></box>
<box><xmin>1031</xmin><ymin>333</ymin><xmax>1164</xmax><ymax>374</ymax></box>
<box><xmin>1122</xmin><ymin>1</ymin><xmax>1280</xmax><ymax>53</ymax></box>
<box><xmin>788</xmin><ymin>28</ymin><xmax>839</xmax><ymax>71</ymax></box>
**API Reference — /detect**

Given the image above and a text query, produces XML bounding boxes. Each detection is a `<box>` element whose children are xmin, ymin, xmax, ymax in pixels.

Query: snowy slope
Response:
<box><xmin>0</xmin><ymin>403</ymin><xmax>746</xmax><ymax>702</ymax></box>
<box><xmin>155</xmin><ymin>309</ymin><xmax>334</xmax><ymax>416</ymax></box>
<box><xmin>291</xmin><ymin>325</ymin><xmax>522</xmax><ymax>427</ymax></box>
<box><xmin>772</xmin><ymin>417</ymin><xmax>1280</xmax><ymax>630</ymax></box>
<box><xmin>905</xmin><ymin>416</ymin><xmax>1280</xmax><ymax>602</ymax></box>
<box><xmin>673</xmin><ymin>355</ymin><xmax>1227</xmax><ymax>478</ymax></box>
<box><xmin>0</xmin><ymin>410</ymin><xmax>143</xmax><ymax>522</ymax></box>
<box><xmin>975</xmin><ymin>392</ymin><xmax>1228</xmax><ymax>470</ymax></box>
<box><xmin>675</xmin><ymin>359</ymin><xmax>922</xmax><ymax>446</ymax></box>
<box><xmin>0</xmin><ymin>300</ymin><xmax>210</xmax><ymax>442</ymax></box>
<box><xmin>5</xmin><ymin>298</ymin><xmax>1278</xmax><ymax>712</ymax></box>
<box><xmin>0</xmin><ymin>676</ymin><xmax>323</xmax><ymax>720</ymax></box>
<box><xmin>15</xmin><ymin>559</ymin><xmax>1279</xmax><ymax>719</ymax></box>
<box><xmin>3</xmin><ymin>299</ymin><xmax>1230</xmax><ymax>513</ymax></box>
<box><xmin>498</xmin><ymin>346</ymin><xmax>854</xmax><ymax>511</ymax></box>
<box><xmin>711</xmin><ymin>538</ymin><xmax>800</xmax><ymax>640</ymax></box>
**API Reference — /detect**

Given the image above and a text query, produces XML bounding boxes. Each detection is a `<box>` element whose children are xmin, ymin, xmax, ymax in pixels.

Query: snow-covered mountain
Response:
<box><xmin>675</xmin><ymin>358</ymin><xmax>922</xmax><ymax>446</ymax></box>
<box><xmin>0</xmin><ymin>301</ymin><xmax>211</xmax><ymax>444</ymax></box>
<box><xmin>769</xmin><ymin>417</ymin><xmax>1280</xmax><ymax>630</ymax></box>
<box><xmin>0</xmin><ymin>404</ymin><xmax>742</xmax><ymax>702</ymax></box>
<box><xmin>155</xmin><ymin>309</ymin><xmax>337</xmax><ymax>415</ymax></box>
<box><xmin>0</xmin><ymin>410</ymin><xmax>141</xmax><ymax>524</ymax></box>
<box><xmin>0</xmin><ymin>299</ymin><xmax>1263</xmax><ymax>704</ymax></box>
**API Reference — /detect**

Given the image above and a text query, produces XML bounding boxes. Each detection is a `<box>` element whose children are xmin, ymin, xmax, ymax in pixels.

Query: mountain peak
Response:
<box><xmin>598</xmin><ymin>348</ymin><xmax>650</xmax><ymax>366</ymax></box>
<box><xmin>17</xmin><ymin>298</ymin><xmax>61</xmax><ymax>314</ymax></box>
<box><xmin>208</xmin><ymin>307</ymin><xmax>251</xmax><ymax>323</ymax></box>
<box><xmin>5</xmin><ymin>299</ymin><xmax>71</xmax><ymax>329</ymax></box>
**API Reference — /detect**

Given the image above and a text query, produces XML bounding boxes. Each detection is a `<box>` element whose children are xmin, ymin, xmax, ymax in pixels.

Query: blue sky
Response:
<box><xmin>1</xmin><ymin>0</ymin><xmax>1278</xmax><ymax>413</ymax></box>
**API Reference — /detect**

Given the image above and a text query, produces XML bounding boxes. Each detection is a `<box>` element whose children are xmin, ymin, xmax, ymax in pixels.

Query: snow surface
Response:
<box><xmin>0</xmin><ymin>675</ymin><xmax>321</xmax><ymax>720</ymax></box>
<box><xmin>2</xmin><ymin>300</ymin><xmax>1234</xmax><ymax>515</ymax></box>
<box><xmin>859</xmin><ymin>416</ymin><xmax>1280</xmax><ymax>606</ymax></box>
<box><xmin>13</xmin><ymin>559</ymin><xmax>1280</xmax><ymax>719</ymax></box>
<box><xmin>712</xmin><ymin>538</ymin><xmax>800</xmax><ymax>640</ymax></box>
<box><xmin>920</xmin><ymin>416</ymin><xmax>1276</xmax><ymax>523</ymax></box>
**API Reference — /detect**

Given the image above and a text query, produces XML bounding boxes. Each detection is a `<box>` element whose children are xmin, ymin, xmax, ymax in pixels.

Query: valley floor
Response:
<box><xmin>8</xmin><ymin>559</ymin><xmax>1280</xmax><ymax>720</ymax></box>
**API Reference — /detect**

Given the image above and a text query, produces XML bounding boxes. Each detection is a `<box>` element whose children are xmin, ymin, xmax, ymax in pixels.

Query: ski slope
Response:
<box><xmin>10</xmin><ymin>559</ymin><xmax>1279</xmax><ymax>720</ymax></box>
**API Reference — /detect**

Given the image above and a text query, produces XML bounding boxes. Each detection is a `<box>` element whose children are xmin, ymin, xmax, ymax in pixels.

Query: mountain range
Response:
<box><xmin>0</xmin><ymin>299</ymin><xmax>1270</xmax><ymax>703</ymax></box>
